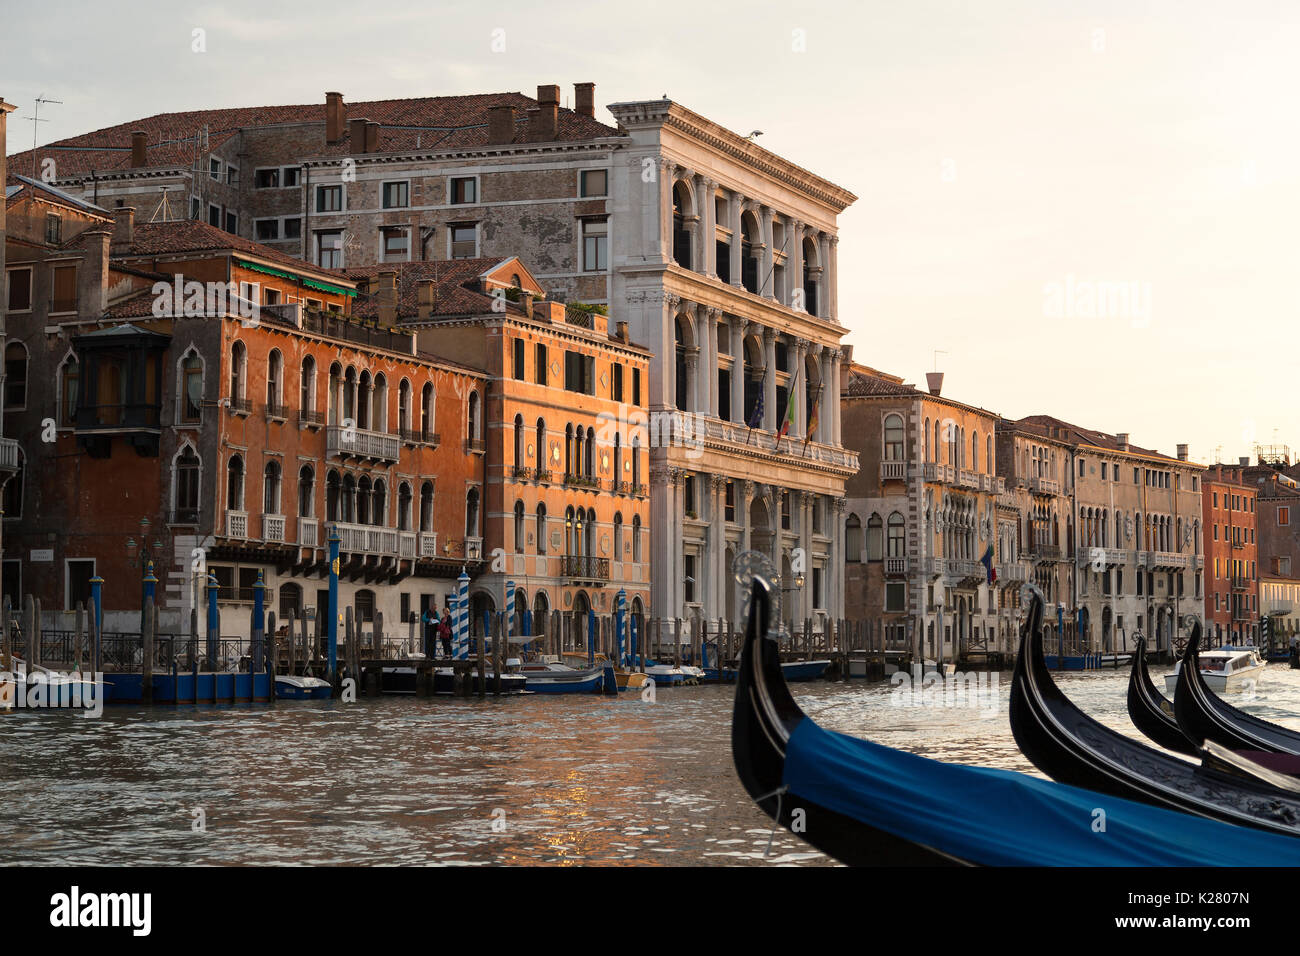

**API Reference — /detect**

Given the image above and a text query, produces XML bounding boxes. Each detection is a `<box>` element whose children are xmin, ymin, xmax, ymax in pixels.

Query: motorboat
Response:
<box><xmin>518</xmin><ymin>661</ymin><xmax>615</xmax><ymax>694</ymax></box>
<box><xmin>732</xmin><ymin>561</ymin><xmax>1300</xmax><ymax>865</ymax></box>
<box><xmin>275</xmin><ymin>674</ymin><xmax>332</xmax><ymax>700</ymax></box>
<box><xmin>1163</xmin><ymin>645</ymin><xmax>1265</xmax><ymax>695</ymax></box>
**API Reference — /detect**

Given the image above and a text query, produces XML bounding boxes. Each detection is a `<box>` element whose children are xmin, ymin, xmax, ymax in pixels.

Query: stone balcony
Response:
<box><xmin>884</xmin><ymin>556</ymin><xmax>909</xmax><ymax>576</ymax></box>
<box><xmin>1029</xmin><ymin>476</ymin><xmax>1061</xmax><ymax>496</ymax></box>
<box><xmin>1076</xmin><ymin>546</ymin><xmax>1129</xmax><ymax>568</ymax></box>
<box><xmin>0</xmin><ymin>437</ymin><xmax>19</xmax><ymax>474</ymax></box>
<box><xmin>880</xmin><ymin>460</ymin><xmax>907</xmax><ymax>482</ymax></box>
<box><xmin>1138</xmin><ymin>551</ymin><xmax>1193</xmax><ymax>570</ymax></box>
<box><xmin>326</xmin><ymin>424</ymin><xmax>400</xmax><ymax>464</ymax></box>
<box><xmin>998</xmin><ymin>562</ymin><xmax>1029</xmax><ymax>583</ymax></box>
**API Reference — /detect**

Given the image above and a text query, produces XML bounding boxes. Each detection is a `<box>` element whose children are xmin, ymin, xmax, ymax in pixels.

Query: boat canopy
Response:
<box><xmin>782</xmin><ymin>716</ymin><xmax>1300</xmax><ymax>866</ymax></box>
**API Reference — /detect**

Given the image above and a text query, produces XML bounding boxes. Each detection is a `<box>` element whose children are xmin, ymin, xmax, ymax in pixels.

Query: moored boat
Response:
<box><xmin>275</xmin><ymin>674</ymin><xmax>332</xmax><ymax>700</ymax></box>
<box><xmin>518</xmin><ymin>661</ymin><xmax>612</xmax><ymax>694</ymax></box>
<box><xmin>781</xmin><ymin>659</ymin><xmax>831</xmax><ymax>682</ymax></box>
<box><xmin>1126</xmin><ymin>636</ymin><xmax>1197</xmax><ymax>755</ymax></box>
<box><xmin>1010</xmin><ymin>590</ymin><xmax>1300</xmax><ymax>835</ymax></box>
<box><xmin>732</xmin><ymin>560</ymin><xmax>1300</xmax><ymax>865</ymax></box>
<box><xmin>644</xmin><ymin>663</ymin><xmax>686</xmax><ymax>686</ymax></box>
<box><xmin>1172</xmin><ymin>626</ymin><xmax>1300</xmax><ymax>757</ymax></box>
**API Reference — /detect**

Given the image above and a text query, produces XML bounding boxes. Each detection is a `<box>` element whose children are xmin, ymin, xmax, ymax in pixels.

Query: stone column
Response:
<box><xmin>818</xmin><ymin>345</ymin><xmax>832</xmax><ymax>445</ymax></box>
<box><xmin>709</xmin><ymin>474</ymin><xmax>726</xmax><ymax>615</ymax></box>
<box><xmin>662</xmin><ymin>293</ymin><xmax>681</xmax><ymax>411</ymax></box>
<box><xmin>660</xmin><ymin>161</ymin><xmax>677</xmax><ymax>263</ymax></box>
<box><xmin>695</xmin><ymin>303</ymin><xmax>712</xmax><ymax>417</ymax></box>
<box><xmin>651</xmin><ymin>466</ymin><xmax>677</xmax><ymax>624</ymax></box>
<box><xmin>707</xmin><ymin>308</ymin><xmax>721</xmax><ymax>417</ymax></box>
<box><xmin>801</xmin><ymin>492</ymin><xmax>814</xmax><ymax>621</ymax></box>
<box><xmin>832</xmin><ymin>496</ymin><xmax>846</xmax><ymax>618</ymax></box>
<box><xmin>818</xmin><ymin>232</ymin><xmax>831</xmax><ymax>319</ymax></box>
<box><xmin>697</xmin><ymin>175</ymin><xmax>716</xmax><ymax>276</ymax></box>
<box><xmin>789</xmin><ymin>221</ymin><xmax>804</xmax><ymax>310</ymax></box>
<box><xmin>830</xmin><ymin>349</ymin><xmax>842</xmax><ymax>446</ymax></box>
<box><xmin>731</xmin><ymin>319</ymin><xmax>748</xmax><ymax>424</ymax></box>
<box><xmin>760</xmin><ymin>206</ymin><xmax>775</xmax><ymax>299</ymax></box>
<box><xmin>829</xmin><ymin>236</ymin><xmax>839</xmax><ymax>323</ymax></box>
<box><xmin>768</xmin><ymin>486</ymin><xmax>783</xmax><ymax>594</ymax></box>
<box><xmin>728</xmin><ymin>192</ymin><xmax>743</xmax><ymax>288</ymax></box>
<box><xmin>684</xmin><ymin>350</ymin><xmax>699</xmax><ymax>414</ymax></box>
<box><xmin>763</xmin><ymin>326</ymin><xmax>777</xmax><ymax>432</ymax></box>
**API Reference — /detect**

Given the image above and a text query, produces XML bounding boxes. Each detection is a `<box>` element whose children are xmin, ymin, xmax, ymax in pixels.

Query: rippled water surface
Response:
<box><xmin>5</xmin><ymin>662</ymin><xmax>1300</xmax><ymax>865</ymax></box>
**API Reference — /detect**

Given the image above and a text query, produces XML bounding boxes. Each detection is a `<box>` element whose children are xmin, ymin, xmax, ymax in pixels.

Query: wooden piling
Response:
<box><xmin>74</xmin><ymin>602</ymin><xmax>85</xmax><ymax>673</ymax></box>
<box><xmin>286</xmin><ymin>610</ymin><xmax>297</xmax><ymax>677</ymax></box>
<box><xmin>267</xmin><ymin>611</ymin><xmax>279</xmax><ymax>689</ymax></box>
<box><xmin>493</xmin><ymin>612</ymin><xmax>502</xmax><ymax>695</ymax></box>
<box><xmin>345</xmin><ymin>606</ymin><xmax>355</xmax><ymax>685</ymax></box>
<box><xmin>477</xmin><ymin>620</ymin><xmax>487</xmax><ymax>697</ymax></box>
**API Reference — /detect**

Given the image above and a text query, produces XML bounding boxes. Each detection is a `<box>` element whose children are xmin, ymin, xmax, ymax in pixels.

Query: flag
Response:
<box><xmin>980</xmin><ymin>542</ymin><xmax>996</xmax><ymax>585</ymax></box>
<box><xmin>778</xmin><ymin>388</ymin><xmax>797</xmax><ymax>439</ymax></box>
<box><xmin>746</xmin><ymin>369</ymin><xmax>766</xmax><ymax>444</ymax></box>
<box><xmin>802</xmin><ymin>394</ymin><xmax>820</xmax><ymax>454</ymax></box>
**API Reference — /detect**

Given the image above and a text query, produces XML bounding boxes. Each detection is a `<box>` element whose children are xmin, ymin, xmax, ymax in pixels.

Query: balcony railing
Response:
<box><xmin>536</xmin><ymin>469</ymin><xmax>553</xmax><ymax>484</ymax></box>
<box><xmin>958</xmin><ymin>469</ymin><xmax>980</xmax><ymax>489</ymax></box>
<box><xmin>1139</xmin><ymin>551</ymin><xmax>1192</xmax><ymax>570</ymax></box>
<box><xmin>884</xmin><ymin>556</ymin><xmax>908</xmax><ymax>575</ymax></box>
<box><xmin>1232</xmin><ymin>540</ymin><xmax>1246</xmax><ymax>550</ymax></box>
<box><xmin>226</xmin><ymin>511</ymin><xmax>248</xmax><ymax>539</ymax></box>
<box><xmin>262</xmin><ymin>514</ymin><xmax>286</xmax><ymax>542</ymax></box>
<box><xmin>564</xmin><ymin>305</ymin><xmax>595</xmax><ymax>329</ymax></box>
<box><xmin>75</xmin><ymin>403</ymin><xmax>163</xmax><ymax>431</ymax></box>
<box><xmin>880</xmin><ymin>460</ymin><xmax>907</xmax><ymax>482</ymax></box>
<box><xmin>0</xmin><ymin>437</ymin><xmax>19</xmax><ymax>472</ymax></box>
<box><xmin>998</xmin><ymin>562</ymin><xmax>1029</xmax><ymax>582</ymax></box>
<box><xmin>561</xmin><ymin>555</ymin><xmax>610</xmax><ymax>580</ymax></box>
<box><xmin>419</xmin><ymin>532</ymin><xmax>439</xmax><ymax>558</ymax></box>
<box><xmin>298</xmin><ymin>409</ymin><xmax>325</xmax><ymax>428</ymax></box>
<box><xmin>299</xmin><ymin>517</ymin><xmax>319</xmax><ymax>548</ymax></box>
<box><xmin>512</xmin><ymin>465</ymin><xmax>532</xmax><ymax>479</ymax></box>
<box><xmin>1076</xmin><ymin>546</ymin><xmax>1129</xmax><ymax>568</ymax></box>
<box><xmin>327</xmin><ymin>424</ymin><xmax>401</xmax><ymax>463</ymax></box>
<box><xmin>265</xmin><ymin>402</ymin><xmax>288</xmax><ymax>421</ymax></box>
<box><xmin>1029</xmin><ymin>476</ymin><xmax>1061</xmax><ymax>496</ymax></box>
<box><xmin>333</xmin><ymin>522</ymin><xmax>400</xmax><ymax>556</ymax></box>
<box><xmin>229</xmin><ymin>397</ymin><xmax>252</xmax><ymax>415</ymax></box>
<box><xmin>1231</xmin><ymin>576</ymin><xmax>1251</xmax><ymax>591</ymax></box>
<box><xmin>398</xmin><ymin>531</ymin><xmax>417</xmax><ymax>559</ymax></box>
<box><xmin>465</xmin><ymin>438</ymin><xmax>486</xmax><ymax>455</ymax></box>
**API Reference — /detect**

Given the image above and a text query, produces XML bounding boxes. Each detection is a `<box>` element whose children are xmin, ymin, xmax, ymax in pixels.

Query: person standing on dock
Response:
<box><xmin>423</xmin><ymin>607</ymin><xmax>437</xmax><ymax>659</ymax></box>
<box><xmin>439</xmin><ymin>605</ymin><xmax>453</xmax><ymax>659</ymax></box>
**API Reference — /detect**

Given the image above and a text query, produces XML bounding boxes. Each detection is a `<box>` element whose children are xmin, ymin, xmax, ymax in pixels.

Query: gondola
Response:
<box><xmin>1174</xmin><ymin>623</ymin><xmax>1300</xmax><ymax>756</ymax></box>
<box><xmin>731</xmin><ymin>559</ymin><xmax>1300</xmax><ymax>864</ymax></box>
<box><xmin>1009</xmin><ymin>587</ymin><xmax>1300</xmax><ymax>835</ymax></box>
<box><xmin>1126</xmin><ymin>636</ymin><xmax>1198</xmax><ymax>756</ymax></box>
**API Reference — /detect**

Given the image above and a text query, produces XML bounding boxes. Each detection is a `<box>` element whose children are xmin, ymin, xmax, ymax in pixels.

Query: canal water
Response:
<box><xmin>4</xmin><ymin>663</ymin><xmax>1300</xmax><ymax>866</ymax></box>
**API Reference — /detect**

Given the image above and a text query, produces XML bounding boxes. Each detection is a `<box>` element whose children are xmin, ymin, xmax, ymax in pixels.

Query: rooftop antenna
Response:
<box><xmin>1214</xmin><ymin>444</ymin><xmax>1223</xmax><ymax>464</ymax></box>
<box><xmin>29</xmin><ymin>94</ymin><xmax>63</xmax><ymax>179</ymax></box>
<box><xmin>932</xmin><ymin>349</ymin><xmax>947</xmax><ymax>371</ymax></box>
<box><xmin>150</xmin><ymin>186</ymin><xmax>175</xmax><ymax>222</ymax></box>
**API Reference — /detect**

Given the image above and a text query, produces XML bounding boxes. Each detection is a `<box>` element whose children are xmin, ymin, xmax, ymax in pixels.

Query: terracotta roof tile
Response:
<box><xmin>112</xmin><ymin>219</ymin><xmax>352</xmax><ymax>282</ymax></box>
<box><xmin>345</xmin><ymin>259</ymin><xmax>525</xmax><ymax>320</ymax></box>
<box><xmin>1008</xmin><ymin>414</ymin><xmax>1189</xmax><ymax>464</ymax></box>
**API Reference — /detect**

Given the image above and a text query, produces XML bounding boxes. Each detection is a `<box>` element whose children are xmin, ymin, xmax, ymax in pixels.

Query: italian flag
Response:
<box><xmin>778</xmin><ymin>389</ymin><xmax>797</xmax><ymax>439</ymax></box>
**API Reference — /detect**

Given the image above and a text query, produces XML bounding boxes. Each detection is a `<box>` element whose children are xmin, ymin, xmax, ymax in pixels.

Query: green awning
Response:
<box><xmin>236</xmin><ymin>259</ymin><xmax>357</xmax><ymax>297</ymax></box>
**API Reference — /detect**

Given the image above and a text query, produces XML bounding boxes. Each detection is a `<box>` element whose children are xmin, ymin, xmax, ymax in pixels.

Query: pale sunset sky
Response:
<box><xmin>5</xmin><ymin>0</ymin><xmax>1296</xmax><ymax>465</ymax></box>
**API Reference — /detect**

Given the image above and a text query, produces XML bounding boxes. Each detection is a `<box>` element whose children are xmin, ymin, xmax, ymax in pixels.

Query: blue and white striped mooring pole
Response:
<box><xmin>505</xmin><ymin>580</ymin><xmax>515</xmax><ymax>659</ymax></box>
<box><xmin>616</xmin><ymin>589</ymin><xmax>627</xmax><ymax>668</ymax></box>
<box><xmin>328</xmin><ymin>527</ymin><xmax>341</xmax><ymax>682</ymax></box>
<box><xmin>456</xmin><ymin>568</ymin><xmax>470</xmax><ymax>660</ymax></box>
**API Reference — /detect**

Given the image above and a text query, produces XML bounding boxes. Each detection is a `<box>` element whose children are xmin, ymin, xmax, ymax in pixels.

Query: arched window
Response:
<box><xmin>372</xmin><ymin>478</ymin><xmax>386</xmax><ymax>526</ymax></box>
<box><xmin>419</xmin><ymin>481</ymin><xmax>434</xmax><ymax>532</ymax></box>
<box><xmin>514</xmin><ymin>500</ymin><xmax>526</xmax><ymax>553</ymax></box>
<box><xmin>327</xmin><ymin>470</ymin><xmax>341</xmax><ymax>521</ymax></box>
<box><xmin>420</xmin><ymin>383</ymin><xmax>434</xmax><ymax>439</ymax></box>
<box><xmin>585</xmin><ymin>427</ymin><xmax>595</xmax><ymax>477</ymax></box>
<box><xmin>887</xmin><ymin>512</ymin><xmax>905</xmax><ymax>557</ymax></box>
<box><xmin>266</xmin><ymin>349</ymin><xmax>283</xmax><ymax>411</ymax></box>
<box><xmin>4</xmin><ymin>342</ymin><xmax>28</xmax><ymax>408</ymax></box>
<box><xmin>933</xmin><ymin>420</ymin><xmax>940</xmax><ymax>463</ymax></box>
<box><xmin>565</xmin><ymin>423</ymin><xmax>575</xmax><ymax>476</ymax></box>
<box><xmin>357</xmin><ymin>370</ymin><xmax>372</xmax><ymax>429</ymax></box>
<box><xmin>922</xmin><ymin>418</ymin><xmax>929</xmax><ymax>462</ymax></box>
<box><xmin>632</xmin><ymin>514</ymin><xmax>642</xmax><ymax>562</ymax></box>
<box><xmin>883</xmin><ymin>414</ymin><xmax>904</xmax><ymax>460</ymax></box>
<box><xmin>300</xmin><ymin>356</ymin><xmax>316</xmax><ymax>416</ymax></box>
<box><xmin>226</xmin><ymin>455</ymin><xmax>245</xmax><ymax>511</ymax></box>
<box><xmin>229</xmin><ymin>341</ymin><xmax>247</xmax><ymax>403</ymax></box>
<box><xmin>357</xmin><ymin>476</ymin><xmax>372</xmax><ymax>525</ymax></box>
<box><xmin>466</xmin><ymin>487</ymin><xmax>480</xmax><ymax>537</ymax></box>
<box><xmin>632</xmin><ymin>436</ymin><xmax>642</xmax><ymax>488</ymax></box>
<box><xmin>298</xmin><ymin>465</ymin><xmax>314</xmax><ymax>518</ymax></box>
<box><xmin>514</xmin><ymin>415</ymin><xmax>525</xmax><ymax>469</ymax></box>
<box><xmin>355</xmin><ymin>589</ymin><xmax>375</xmax><ymax>623</ymax></box>
<box><xmin>178</xmin><ymin>353</ymin><xmax>200</xmax><ymax>424</ymax></box>
<box><xmin>971</xmin><ymin>431</ymin><xmax>979</xmax><ymax>472</ymax></box>
<box><xmin>341</xmin><ymin>474</ymin><xmax>356</xmax><ymax>523</ymax></box>
<box><xmin>565</xmin><ymin>506</ymin><xmax>577</xmax><ymax>555</ymax></box>
<box><xmin>467</xmin><ymin>390</ymin><xmax>480</xmax><ymax>442</ymax></box>
<box><xmin>328</xmin><ymin>362</ymin><xmax>342</xmax><ymax>424</ymax></box>
<box><xmin>372</xmin><ymin>373</ymin><xmax>387</xmax><ymax>431</ymax></box>
<box><xmin>263</xmin><ymin>461</ymin><xmax>282</xmax><ymax>514</ymax></box>
<box><xmin>986</xmin><ymin>435</ymin><xmax>993</xmax><ymax>473</ymax></box>
<box><xmin>279</xmin><ymin>582</ymin><xmax>302</xmax><ymax>621</ymax></box>
<box><xmin>536</xmin><ymin>417</ymin><xmax>547</xmax><ymax>470</ymax></box>
<box><xmin>613</xmin><ymin>512</ymin><xmax>623</xmax><ymax>559</ymax></box>
<box><xmin>174</xmin><ymin>445</ymin><xmax>201</xmax><ymax>521</ymax></box>
<box><xmin>398</xmin><ymin>481</ymin><xmax>412</xmax><ymax>531</ymax></box>
<box><xmin>536</xmin><ymin>503</ymin><xmax>548</xmax><ymax>554</ymax></box>
<box><xmin>398</xmin><ymin>379</ymin><xmax>411</xmax><ymax>434</ymax></box>
<box><xmin>613</xmin><ymin>434</ymin><xmax>622</xmax><ymax>488</ymax></box>
<box><xmin>866</xmin><ymin>514</ymin><xmax>883</xmax><ymax>561</ymax></box>
<box><xmin>845</xmin><ymin>514</ymin><xmax>862</xmax><ymax>562</ymax></box>
<box><xmin>585</xmin><ymin>508</ymin><xmax>597</xmax><ymax>557</ymax></box>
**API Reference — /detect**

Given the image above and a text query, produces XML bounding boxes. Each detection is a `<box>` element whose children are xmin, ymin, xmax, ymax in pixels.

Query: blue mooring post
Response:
<box><xmin>252</xmin><ymin>569</ymin><xmax>266</xmax><ymax>674</ymax></box>
<box><xmin>206</xmin><ymin>572</ymin><xmax>220</xmax><ymax>667</ymax></box>
<box><xmin>90</xmin><ymin>575</ymin><xmax>104</xmax><ymax>673</ymax></box>
<box><xmin>328</xmin><ymin>527</ymin><xmax>340</xmax><ymax>683</ymax></box>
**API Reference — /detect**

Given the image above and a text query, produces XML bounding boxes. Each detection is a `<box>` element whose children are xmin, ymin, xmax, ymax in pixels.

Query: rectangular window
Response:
<box><xmin>45</xmin><ymin>214</ymin><xmax>62</xmax><ymax>245</ymax></box>
<box><xmin>5</xmin><ymin>268</ymin><xmax>32</xmax><ymax>312</ymax></box>
<box><xmin>382</xmin><ymin>181</ymin><xmax>409</xmax><ymax>209</ymax></box>
<box><xmin>1079</xmin><ymin>459</ymin><xmax>1085</xmax><ymax>477</ymax></box>
<box><xmin>633</xmin><ymin>368</ymin><xmax>642</xmax><ymax>406</ymax></box>
<box><xmin>725</xmin><ymin>482</ymin><xmax>735</xmax><ymax>522</ymax></box>
<box><xmin>582</xmin><ymin>218</ymin><xmax>608</xmax><ymax>271</ymax></box>
<box><xmin>315</xmin><ymin>230</ymin><xmax>343</xmax><ymax>269</ymax></box>
<box><xmin>52</xmin><ymin>265</ymin><xmax>77</xmax><ymax>313</ymax></box>
<box><xmin>535</xmin><ymin>343</ymin><xmax>547</xmax><ymax>386</ymax></box>
<box><xmin>684</xmin><ymin>555</ymin><xmax>696</xmax><ymax>604</ymax></box>
<box><xmin>66</xmin><ymin>559</ymin><xmax>95</xmax><ymax>612</ymax></box>
<box><xmin>1133</xmin><ymin>467</ymin><xmax>1139</xmax><ymax>483</ymax></box>
<box><xmin>885</xmin><ymin>581</ymin><xmax>906</xmax><ymax>612</ymax></box>
<box><xmin>224</xmin><ymin>211</ymin><xmax>238</xmax><ymax>234</ymax></box>
<box><xmin>1281</xmin><ymin>507</ymin><xmax>1291</xmax><ymax>527</ymax></box>
<box><xmin>282</xmin><ymin>166</ymin><xmax>301</xmax><ymax>188</ymax></box>
<box><xmin>209</xmin><ymin>158</ymin><xmax>221</xmax><ymax>180</ymax></box>
<box><xmin>381</xmin><ymin>227</ymin><xmax>410</xmax><ymax>262</ymax></box>
<box><xmin>255</xmin><ymin>168</ymin><xmax>282</xmax><ymax>188</ymax></box>
<box><xmin>255</xmin><ymin>219</ymin><xmax>280</xmax><ymax>241</ymax></box>
<box><xmin>580</xmin><ymin>169</ymin><xmax>608</xmax><ymax>197</ymax></box>
<box><xmin>1213</xmin><ymin>492</ymin><xmax>1218</xmax><ymax>508</ymax></box>
<box><xmin>513</xmin><ymin>338</ymin><xmax>526</xmax><ymax>381</ymax></box>
<box><xmin>263</xmin><ymin>287</ymin><xmax>282</xmax><ymax>306</ymax></box>
<box><xmin>781</xmin><ymin>492</ymin><xmax>791</xmax><ymax>530</ymax></box>
<box><xmin>190</xmin><ymin>197</ymin><xmax>201</xmax><ymax>220</ymax></box>
<box><xmin>316</xmin><ymin>185</ymin><xmax>343</xmax><ymax>213</ymax></box>
<box><xmin>813</xmin><ymin>568</ymin><xmax>824</xmax><ymax>609</ymax></box>
<box><xmin>283</xmin><ymin>217</ymin><xmax>302</xmax><ymax>240</ymax></box>
<box><xmin>450</xmin><ymin>177</ymin><xmax>477</xmax><ymax>204</ymax></box>
<box><xmin>563</xmin><ymin>350</ymin><xmax>595</xmax><ymax>395</ymax></box>
<box><xmin>208</xmin><ymin>204</ymin><xmax>222</xmax><ymax>227</ymax></box>
<box><xmin>449</xmin><ymin>223</ymin><xmax>477</xmax><ymax>259</ymax></box>
<box><xmin>225</xmin><ymin>165</ymin><xmax>238</xmax><ymax>186</ymax></box>
<box><xmin>612</xmin><ymin>363</ymin><xmax>624</xmax><ymax>402</ymax></box>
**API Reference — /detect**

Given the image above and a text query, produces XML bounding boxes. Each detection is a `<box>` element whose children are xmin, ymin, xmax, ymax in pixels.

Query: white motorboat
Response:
<box><xmin>1164</xmin><ymin>646</ymin><xmax>1266</xmax><ymax>695</ymax></box>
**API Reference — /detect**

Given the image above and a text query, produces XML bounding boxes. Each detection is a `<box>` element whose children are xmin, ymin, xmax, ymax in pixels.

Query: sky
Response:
<box><xmin>3</xmin><ymin>0</ymin><xmax>1296</xmax><ymax>466</ymax></box>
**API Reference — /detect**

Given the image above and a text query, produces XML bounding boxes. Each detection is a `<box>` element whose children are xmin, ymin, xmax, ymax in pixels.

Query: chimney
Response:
<box><xmin>78</xmin><ymin>229</ymin><xmax>111</xmax><ymax>317</ymax></box>
<box><xmin>617</xmin><ymin>320</ymin><xmax>629</xmax><ymax>343</ymax></box>
<box><xmin>925</xmin><ymin>371</ymin><xmax>943</xmax><ymax>396</ymax></box>
<box><xmin>574</xmin><ymin>82</ymin><xmax>595</xmax><ymax>118</ymax></box>
<box><xmin>349</xmin><ymin>118</ymin><xmax>368</xmax><ymax>153</ymax></box>
<box><xmin>1177</xmin><ymin>443</ymin><xmax>1189</xmax><ymax>461</ymax></box>
<box><xmin>488</xmin><ymin>105</ymin><xmax>515</xmax><ymax>145</ymax></box>
<box><xmin>531</xmin><ymin>84</ymin><xmax>559</xmax><ymax>141</ymax></box>
<box><xmin>377</xmin><ymin>270</ymin><xmax>397</xmax><ymax>326</ymax></box>
<box><xmin>325</xmin><ymin>92</ymin><xmax>345</xmax><ymax>144</ymax></box>
<box><xmin>1116</xmin><ymin>432</ymin><xmax>1129</xmax><ymax>450</ymax></box>
<box><xmin>131</xmin><ymin>131</ymin><xmax>147</xmax><ymax>167</ymax></box>
<box><xmin>112</xmin><ymin>206</ymin><xmax>135</xmax><ymax>246</ymax></box>
<box><xmin>365</xmin><ymin>122</ymin><xmax>380</xmax><ymax>154</ymax></box>
<box><xmin>417</xmin><ymin>279</ymin><xmax>436</xmax><ymax>320</ymax></box>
